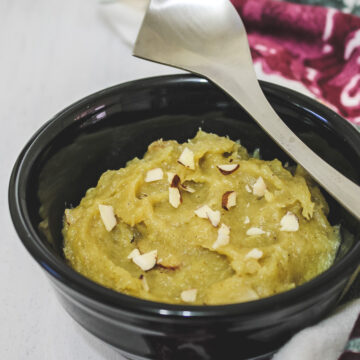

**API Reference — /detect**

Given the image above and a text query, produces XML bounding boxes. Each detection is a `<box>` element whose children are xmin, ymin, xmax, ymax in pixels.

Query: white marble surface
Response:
<box><xmin>1</xmin><ymin>1</ymin><xmax>358</xmax><ymax>359</ymax></box>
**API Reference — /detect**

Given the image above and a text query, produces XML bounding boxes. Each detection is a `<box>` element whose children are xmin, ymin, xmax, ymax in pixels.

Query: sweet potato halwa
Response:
<box><xmin>63</xmin><ymin>131</ymin><xmax>339</xmax><ymax>305</ymax></box>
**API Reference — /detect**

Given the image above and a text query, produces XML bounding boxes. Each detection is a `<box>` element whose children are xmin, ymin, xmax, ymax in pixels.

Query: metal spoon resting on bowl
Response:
<box><xmin>133</xmin><ymin>0</ymin><xmax>360</xmax><ymax>220</ymax></box>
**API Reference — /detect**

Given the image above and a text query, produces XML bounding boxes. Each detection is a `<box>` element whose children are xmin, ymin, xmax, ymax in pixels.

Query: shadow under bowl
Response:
<box><xmin>9</xmin><ymin>74</ymin><xmax>360</xmax><ymax>360</ymax></box>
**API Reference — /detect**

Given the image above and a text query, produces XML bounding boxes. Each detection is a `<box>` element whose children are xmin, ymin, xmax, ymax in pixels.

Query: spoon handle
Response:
<box><xmin>210</xmin><ymin>72</ymin><xmax>360</xmax><ymax>220</ymax></box>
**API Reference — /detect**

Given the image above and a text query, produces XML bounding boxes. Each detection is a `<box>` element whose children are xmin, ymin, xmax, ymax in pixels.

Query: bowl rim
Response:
<box><xmin>9</xmin><ymin>74</ymin><xmax>360</xmax><ymax>319</ymax></box>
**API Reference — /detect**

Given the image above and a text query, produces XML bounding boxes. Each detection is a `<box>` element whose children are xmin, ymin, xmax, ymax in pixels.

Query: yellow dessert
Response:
<box><xmin>62</xmin><ymin>130</ymin><xmax>339</xmax><ymax>305</ymax></box>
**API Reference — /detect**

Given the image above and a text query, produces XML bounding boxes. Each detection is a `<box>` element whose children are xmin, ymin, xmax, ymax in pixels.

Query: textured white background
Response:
<box><xmin>0</xmin><ymin>1</ymin><xmax>178</xmax><ymax>359</ymax></box>
<box><xmin>1</xmin><ymin>0</ymin><xmax>358</xmax><ymax>359</ymax></box>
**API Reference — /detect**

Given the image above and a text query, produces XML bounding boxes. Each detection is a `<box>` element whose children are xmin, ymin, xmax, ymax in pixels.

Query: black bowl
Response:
<box><xmin>9</xmin><ymin>74</ymin><xmax>360</xmax><ymax>360</ymax></box>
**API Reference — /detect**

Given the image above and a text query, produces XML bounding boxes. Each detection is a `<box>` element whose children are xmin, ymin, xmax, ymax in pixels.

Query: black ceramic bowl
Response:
<box><xmin>9</xmin><ymin>75</ymin><xmax>360</xmax><ymax>360</ymax></box>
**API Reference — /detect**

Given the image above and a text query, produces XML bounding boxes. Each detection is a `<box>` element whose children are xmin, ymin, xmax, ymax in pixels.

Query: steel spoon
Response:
<box><xmin>133</xmin><ymin>0</ymin><xmax>360</xmax><ymax>220</ymax></box>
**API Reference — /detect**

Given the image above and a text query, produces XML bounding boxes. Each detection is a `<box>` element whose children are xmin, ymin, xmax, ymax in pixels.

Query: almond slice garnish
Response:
<box><xmin>98</xmin><ymin>204</ymin><xmax>117</xmax><ymax>232</ymax></box>
<box><xmin>168</xmin><ymin>173</ymin><xmax>195</xmax><ymax>193</ymax></box>
<box><xmin>194</xmin><ymin>205</ymin><xmax>220</xmax><ymax>227</ymax></box>
<box><xmin>207</xmin><ymin>210</ymin><xmax>221</xmax><ymax>227</ymax></box>
<box><xmin>253</xmin><ymin>176</ymin><xmax>267</xmax><ymax>197</ymax></box>
<box><xmin>245</xmin><ymin>248</ymin><xmax>263</xmax><ymax>260</ymax></box>
<box><xmin>132</xmin><ymin>250</ymin><xmax>158</xmax><ymax>271</ymax></box>
<box><xmin>222</xmin><ymin>191</ymin><xmax>237</xmax><ymax>210</ymax></box>
<box><xmin>168</xmin><ymin>173</ymin><xmax>182</xmax><ymax>208</ymax></box>
<box><xmin>217</xmin><ymin>164</ymin><xmax>239</xmax><ymax>175</ymax></box>
<box><xmin>280</xmin><ymin>212</ymin><xmax>299</xmax><ymax>232</ymax></box>
<box><xmin>167</xmin><ymin>172</ymin><xmax>176</xmax><ymax>184</ymax></box>
<box><xmin>169</xmin><ymin>187</ymin><xmax>182</xmax><ymax>208</ymax></box>
<box><xmin>178</xmin><ymin>147</ymin><xmax>195</xmax><ymax>170</ymax></box>
<box><xmin>170</xmin><ymin>174</ymin><xmax>181</xmax><ymax>188</ymax></box>
<box><xmin>194</xmin><ymin>205</ymin><xmax>210</xmax><ymax>218</ymax></box>
<box><xmin>180</xmin><ymin>183</ymin><xmax>196</xmax><ymax>193</ymax></box>
<box><xmin>139</xmin><ymin>275</ymin><xmax>150</xmax><ymax>292</ymax></box>
<box><xmin>244</xmin><ymin>216</ymin><xmax>250</xmax><ymax>224</ymax></box>
<box><xmin>145</xmin><ymin>168</ymin><xmax>163</xmax><ymax>182</ymax></box>
<box><xmin>246</xmin><ymin>227</ymin><xmax>265</xmax><ymax>236</ymax></box>
<box><xmin>127</xmin><ymin>248</ymin><xmax>140</xmax><ymax>259</ymax></box>
<box><xmin>181</xmin><ymin>289</ymin><xmax>197</xmax><ymax>303</ymax></box>
<box><xmin>212</xmin><ymin>223</ymin><xmax>230</xmax><ymax>249</ymax></box>
<box><xmin>245</xmin><ymin>184</ymin><xmax>252</xmax><ymax>193</ymax></box>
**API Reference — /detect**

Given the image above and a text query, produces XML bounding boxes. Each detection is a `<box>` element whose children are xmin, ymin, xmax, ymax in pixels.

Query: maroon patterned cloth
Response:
<box><xmin>228</xmin><ymin>2</ymin><xmax>360</xmax><ymax>358</ymax></box>
<box><xmin>231</xmin><ymin>0</ymin><xmax>360</xmax><ymax>125</ymax></box>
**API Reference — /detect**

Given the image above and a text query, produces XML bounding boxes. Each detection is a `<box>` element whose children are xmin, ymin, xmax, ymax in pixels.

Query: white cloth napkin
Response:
<box><xmin>99</xmin><ymin>2</ymin><xmax>360</xmax><ymax>359</ymax></box>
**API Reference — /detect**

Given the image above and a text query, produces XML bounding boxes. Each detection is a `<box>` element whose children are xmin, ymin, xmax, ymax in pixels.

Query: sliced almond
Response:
<box><xmin>168</xmin><ymin>172</ymin><xmax>196</xmax><ymax>193</ymax></box>
<box><xmin>167</xmin><ymin>172</ymin><xmax>176</xmax><ymax>184</ymax></box>
<box><xmin>194</xmin><ymin>205</ymin><xmax>211</xmax><ymax>219</ymax></box>
<box><xmin>217</xmin><ymin>164</ymin><xmax>239</xmax><ymax>175</ymax></box>
<box><xmin>170</xmin><ymin>174</ymin><xmax>181</xmax><ymax>188</ymax></box>
<box><xmin>245</xmin><ymin>248</ymin><xmax>263</xmax><ymax>260</ymax></box>
<box><xmin>222</xmin><ymin>191</ymin><xmax>237</xmax><ymax>210</ymax></box>
<box><xmin>98</xmin><ymin>204</ymin><xmax>117</xmax><ymax>232</ymax></box>
<box><xmin>145</xmin><ymin>168</ymin><xmax>163</xmax><ymax>182</ymax></box>
<box><xmin>140</xmin><ymin>275</ymin><xmax>150</xmax><ymax>292</ymax></box>
<box><xmin>181</xmin><ymin>289</ymin><xmax>197</xmax><ymax>303</ymax></box>
<box><xmin>194</xmin><ymin>205</ymin><xmax>220</xmax><ymax>227</ymax></box>
<box><xmin>280</xmin><ymin>212</ymin><xmax>299</xmax><ymax>232</ymax></box>
<box><xmin>178</xmin><ymin>147</ymin><xmax>195</xmax><ymax>170</ymax></box>
<box><xmin>132</xmin><ymin>250</ymin><xmax>158</xmax><ymax>271</ymax></box>
<box><xmin>245</xmin><ymin>184</ymin><xmax>252</xmax><ymax>193</ymax></box>
<box><xmin>246</xmin><ymin>227</ymin><xmax>265</xmax><ymax>236</ymax></box>
<box><xmin>212</xmin><ymin>223</ymin><xmax>230</xmax><ymax>249</ymax></box>
<box><xmin>207</xmin><ymin>210</ymin><xmax>221</xmax><ymax>227</ymax></box>
<box><xmin>180</xmin><ymin>183</ymin><xmax>196</xmax><ymax>193</ymax></box>
<box><xmin>169</xmin><ymin>187</ymin><xmax>182</xmax><ymax>208</ymax></box>
<box><xmin>128</xmin><ymin>248</ymin><xmax>141</xmax><ymax>260</ymax></box>
<box><xmin>244</xmin><ymin>216</ymin><xmax>250</xmax><ymax>224</ymax></box>
<box><xmin>253</xmin><ymin>176</ymin><xmax>267</xmax><ymax>197</ymax></box>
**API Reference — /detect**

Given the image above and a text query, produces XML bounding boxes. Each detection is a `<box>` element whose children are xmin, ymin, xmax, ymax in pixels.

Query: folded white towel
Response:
<box><xmin>274</xmin><ymin>299</ymin><xmax>360</xmax><ymax>360</ymax></box>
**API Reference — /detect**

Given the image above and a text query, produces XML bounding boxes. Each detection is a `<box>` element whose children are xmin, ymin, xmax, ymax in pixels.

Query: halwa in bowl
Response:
<box><xmin>62</xmin><ymin>130</ymin><xmax>340</xmax><ymax>305</ymax></box>
<box><xmin>9</xmin><ymin>75</ymin><xmax>360</xmax><ymax>360</ymax></box>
